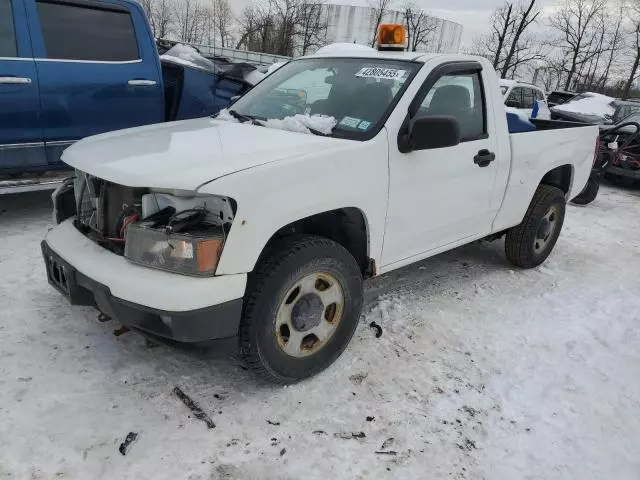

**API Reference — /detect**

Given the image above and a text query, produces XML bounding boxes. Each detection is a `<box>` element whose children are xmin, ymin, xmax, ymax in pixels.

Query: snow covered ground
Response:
<box><xmin>1</xmin><ymin>185</ymin><xmax>639</xmax><ymax>480</ymax></box>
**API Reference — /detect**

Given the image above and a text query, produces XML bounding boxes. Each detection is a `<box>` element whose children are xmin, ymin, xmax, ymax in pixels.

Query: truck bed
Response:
<box><xmin>492</xmin><ymin>121</ymin><xmax>599</xmax><ymax>231</ymax></box>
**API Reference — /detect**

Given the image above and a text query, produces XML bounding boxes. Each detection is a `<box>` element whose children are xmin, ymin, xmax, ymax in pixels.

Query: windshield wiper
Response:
<box><xmin>226</xmin><ymin>109</ymin><xmax>266</xmax><ymax>125</ymax></box>
<box><xmin>307</xmin><ymin>125</ymin><xmax>337</xmax><ymax>137</ymax></box>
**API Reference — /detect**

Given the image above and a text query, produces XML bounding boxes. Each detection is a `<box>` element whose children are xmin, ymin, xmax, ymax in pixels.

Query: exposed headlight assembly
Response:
<box><xmin>124</xmin><ymin>193</ymin><xmax>234</xmax><ymax>277</ymax></box>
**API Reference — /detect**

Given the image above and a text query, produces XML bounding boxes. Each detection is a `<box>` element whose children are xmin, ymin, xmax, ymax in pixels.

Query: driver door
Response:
<box><xmin>382</xmin><ymin>63</ymin><xmax>500</xmax><ymax>267</ymax></box>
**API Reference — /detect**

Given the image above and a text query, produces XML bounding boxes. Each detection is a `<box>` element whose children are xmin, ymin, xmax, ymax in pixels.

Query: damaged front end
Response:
<box><xmin>54</xmin><ymin>171</ymin><xmax>236</xmax><ymax>276</ymax></box>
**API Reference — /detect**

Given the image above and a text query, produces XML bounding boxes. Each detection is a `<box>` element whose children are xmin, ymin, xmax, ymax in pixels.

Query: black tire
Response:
<box><xmin>505</xmin><ymin>184</ymin><xmax>566</xmax><ymax>269</ymax></box>
<box><xmin>571</xmin><ymin>176</ymin><xmax>600</xmax><ymax>205</ymax></box>
<box><xmin>239</xmin><ymin>235</ymin><xmax>363</xmax><ymax>383</ymax></box>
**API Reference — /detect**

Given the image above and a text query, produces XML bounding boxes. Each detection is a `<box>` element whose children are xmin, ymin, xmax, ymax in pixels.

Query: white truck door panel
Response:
<box><xmin>382</xmin><ymin>64</ymin><xmax>499</xmax><ymax>267</ymax></box>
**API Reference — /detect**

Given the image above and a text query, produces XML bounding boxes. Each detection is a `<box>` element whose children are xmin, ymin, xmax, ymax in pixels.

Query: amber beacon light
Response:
<box><xmin>376</xmin><ymin>24</ymin><xmax>407</xmax><ymax>51</ymax></box>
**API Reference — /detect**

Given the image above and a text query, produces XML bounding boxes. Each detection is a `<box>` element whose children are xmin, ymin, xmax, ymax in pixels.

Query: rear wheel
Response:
<box><xmin>505</xmin><ymin>184</ymin><xmax>566</xmax><ymax>269</ymax></box>
<box><xmin>571</xmin><ymin>175</ymin><xmax>600</xmax><ymax>205</ymax></box>
<box><xmin>239</xmin><ymin>235</ymin><xmax>363</xmax><ymax>383</ymax></box>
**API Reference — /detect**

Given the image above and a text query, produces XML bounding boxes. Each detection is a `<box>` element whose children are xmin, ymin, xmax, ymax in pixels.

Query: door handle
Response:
<box><xmin>128</xmin><ymin>79</ymin><xmax>157</xmax><ymax>86</ymax></box>
<box><xmin>474</xmin><ymin>149</ymin><xmax>496</xmax><ymax>167</ymax></box>
<box><xmin>0</xmin><ymin>77</ymin><xmax>32</xmax><ymax>84</ymax></box>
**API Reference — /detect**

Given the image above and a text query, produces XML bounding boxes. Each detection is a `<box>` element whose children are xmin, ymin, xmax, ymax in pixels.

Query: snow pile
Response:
<box><xmin>216</xmin><ymin>109</ymin><xmax>337</xmax><ymax>135</ymax></box>
<box><xmin>160</xmin><ymin>44</ymin><xmax>219</xmax><ymax>73</ymax></box>
<box><xmin>215</xmin><ymin>109</ymin><xmax>239</xmax><ymax>123</ymax></box>
<box><xmin>266</xmin><ymin>61</ymin><xmax>287</xmax><ymax>76</ymax></box>
<box><xmin>242</xmin><ymin>69</ymin><xmax>266</xmax><ymax>86</ymax></box>
<box><xmin>553</xmin><ymin>92</ymin><xmax>615</xmax><ymax>117</ymax></box>
<box><xmin>315</xmin><ymin>43</ymin><xmax>377</xmax><ymax>55</ymax></box>
<box><xmin>263</xmin><ymin>114</ymin><xmax>337</xmax><ymax>135</ymax></box>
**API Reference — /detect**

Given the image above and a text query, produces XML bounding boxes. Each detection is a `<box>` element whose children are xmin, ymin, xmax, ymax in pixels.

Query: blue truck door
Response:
<box><xmin>0</xmin><ymin>0</ymin><xmax>45</xmax><ymax>172</ymax></box>
<box><xmin>24</xmin><ymin>0</ymin><xmax>164</xmax><ymax>165</ymax></box>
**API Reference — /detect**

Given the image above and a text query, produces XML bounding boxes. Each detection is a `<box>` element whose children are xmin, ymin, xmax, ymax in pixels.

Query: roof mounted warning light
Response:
<box><xmin>376</xmin><ymin>24</ymin><xmax>407</xmax><ymax>51</ymax></box>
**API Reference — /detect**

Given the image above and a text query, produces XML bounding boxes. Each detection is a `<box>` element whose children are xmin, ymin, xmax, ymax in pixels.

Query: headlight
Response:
<box><xmin>125</xmin><ymin>222</ymin><xmax>224</xmax><ymax>276</ymax></box>
<box><xmin>124</xmin><ymin>192</ymin><xmax>234</xmax><ymax>276</ymax></box>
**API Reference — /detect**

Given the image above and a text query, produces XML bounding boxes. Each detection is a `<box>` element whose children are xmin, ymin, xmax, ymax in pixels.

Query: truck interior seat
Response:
<box><xmin>428</xmin><ymin>85</ymin><xmax>472</xmax><ymax>136</ymax></box>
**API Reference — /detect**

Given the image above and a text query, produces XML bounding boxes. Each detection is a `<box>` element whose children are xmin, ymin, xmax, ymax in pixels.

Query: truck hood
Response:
<box><xmin>63</xmin><ymin>118</ymin><xmax>347</xmax><ymax>191</ymax></box>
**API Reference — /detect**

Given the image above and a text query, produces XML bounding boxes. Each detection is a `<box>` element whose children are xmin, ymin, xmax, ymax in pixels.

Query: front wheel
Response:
<box><xmin>505</xmin><ymin>184</ymin><xmax>566</xmax><ymax>269</ymax></box>
<box><xmin>239</xmin><ymin>235</ymin><xmax>363</xmax><ymax>383</ymax></box>
<box><xmin>571</xmin><ymin>175</ymin><xmax>600</xmax><ymax>205</ymax></box>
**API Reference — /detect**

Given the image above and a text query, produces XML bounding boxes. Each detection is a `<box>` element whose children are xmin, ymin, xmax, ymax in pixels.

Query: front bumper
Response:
<box><xmin>42</xmin><ymin>220</ymin><xmax>248</xmax><ymax>355</ymax></box>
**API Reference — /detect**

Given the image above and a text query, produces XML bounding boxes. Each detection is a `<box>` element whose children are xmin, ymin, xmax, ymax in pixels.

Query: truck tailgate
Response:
<box><xmin>493</xmin><ymin>125</ymin><xmax>599</xmax><ymax>232</ymax></box>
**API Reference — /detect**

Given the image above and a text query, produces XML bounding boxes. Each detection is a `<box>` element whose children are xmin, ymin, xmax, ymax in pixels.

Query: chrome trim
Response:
<box><xmin>35</xmin><ymin>58</ymin><xmax>142</xmax><ymax>65</ymax></box>
<box><xmin>46</xmin><ymin>140</ymin><xmax>77</xmax><ymax>147</ymax></box>
<box><xmin>128</xmin><ymin>79</ymin><xmax>157</xmax><ymax>86</ymax></box>
<box><xmin>1</xmin><ymin>57</ymin><xmax>142</xmax><ymax>64</ymax></box>
<box><xmin>0</xmin><ymin>142</ymin><xmax>45</xmax><ymax>150</ymax></box>
<box><xmin>0</xmin><ymin>77</ymin><xmax>32</xmax><ymax>84</ymax></box>
<box><xmin>0</xmin><ymin>57</ymin><xmax>33</xmax><ymax>61</ymax></box>
<box><xmin>0</xmin><ymin>172</ymin><xmax>72</xmax><ymax>195</ymax></box>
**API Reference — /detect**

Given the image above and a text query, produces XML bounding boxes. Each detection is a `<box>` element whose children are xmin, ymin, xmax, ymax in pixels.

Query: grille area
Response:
<box><xmin>75</xmin><ymin>172</ymin><xmax>103</xmax><ymax>232</ymax></box>
<box><xmin>73</xmin><ymin>172</ymin><xmax>146</xmax><ymax>255</ymax></box>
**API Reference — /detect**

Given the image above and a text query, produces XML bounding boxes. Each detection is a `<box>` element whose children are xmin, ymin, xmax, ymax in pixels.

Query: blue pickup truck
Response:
<box><xmin>0</xmin><ymin>0</ymin><xmax>253</xmax><ymax>190</ymax></box>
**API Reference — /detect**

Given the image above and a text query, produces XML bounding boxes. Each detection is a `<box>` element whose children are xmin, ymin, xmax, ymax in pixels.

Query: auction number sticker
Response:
<box><xmin>355</xmin><ymin>67</ymin><xmax>407</xmax><ymax>80</ymax></box>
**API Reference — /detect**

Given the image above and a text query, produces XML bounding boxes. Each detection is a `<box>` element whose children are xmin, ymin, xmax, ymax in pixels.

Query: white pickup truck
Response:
<box><xmin>42</xmin><ymin>42</ymin><xmax>598</xmax><ymax>383</ymax></box>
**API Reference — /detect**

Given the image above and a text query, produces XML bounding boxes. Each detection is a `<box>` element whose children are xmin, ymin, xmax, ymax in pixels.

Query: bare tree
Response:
<box><xmin>235</xmin><ymin>0</ymin><xmax>328</xmax><ymax>56</ymax></box>
<box><xmin>297</xmin><ymin>1</ymin><xmax>328</xmax><ymax>55</ymax></box>
<box><xmin>269</xmin><ymin>0</ymin><xmax>300</xmax><ymax>56</ymax></box>
<box><xmin>209</xmin><ymin>0</ymin><xmax>233</xmax><ymax>47</ymax></box>
<box><xmin>499</xmin><ymin>0</ymin><xmax>540</xmax><ymax>78</ymax></box>
<box><xmin>403</xmin><ymin>1</ymin><xmax>438</xmax><ymax>52</ymax></box>
<box><xmin>236</xmin><ymin>4</ymin><xmax>266</xmax><ymax>50</ymax></box>
<box><xmin>623</xmin><ymin>2</ymin><xmax>640</xmax><ymax>98</ymax></box>
<box><xmin>535</xmin><ymin>57</ymin><xmax>569</xmax><ymax>91</ymax></box>
<box><xmin>595</xmin><ymin>1</ymin><xmax>626</xmax><ymax>89</ymax></box>
<box><xmin>175</xmin><ymin>0</ymin><xmax>209</xmax><ymax>44</ymax></box>
<box><xmin>139</xmin><ymin>0</ymin><xmax>173</xmax><ymax>38</ymax></box>
<box><xmin>490</xmin><ymin>3</ymin><xmax>515</xmax><ymax>70</ymax></box>
<box><xmin>369</xmin><ymin>0</ymin><xmax>393</xmax><ymax>47</ymax></box>
<box><xmin>471</xmin><ymin>1</ymin><xmax>543</xmax><ymax>77</ymax></box>
<box><xmin>549</xmin><ymin>0</ymin><xmax>608</xmax><ymax>90</ymax></box>
<box><xmin>503</xmin><ymin>33</ymin><xmax>547</xmax><ymax>79</ymax></box>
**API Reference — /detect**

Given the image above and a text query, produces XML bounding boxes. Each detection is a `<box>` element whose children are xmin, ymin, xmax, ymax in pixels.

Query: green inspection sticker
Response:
<box><xmin>339</xmin><ymin>116</ymin><xmax>362</xmax><ymax>129</ymax></box>
<box><xmin>357</xmin><ymin>121</ymin><xmax>371</xmax><ymax>130</ymax></box>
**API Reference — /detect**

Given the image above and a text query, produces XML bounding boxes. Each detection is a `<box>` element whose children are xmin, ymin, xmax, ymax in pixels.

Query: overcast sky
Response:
<box><xmin>230</xmin><ymin>0</ymin><xmax>562</xmax><ymax>47</ymax></box>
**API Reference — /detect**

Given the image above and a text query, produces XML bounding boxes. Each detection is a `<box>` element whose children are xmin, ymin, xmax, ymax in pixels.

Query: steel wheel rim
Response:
<box><xmin>275</xmin><ymin>272</ymin><xmax>345</xmax><ymax>358</ymax></box>
<box><xmin>534</xmin><ymin>205</ymin><xmax>559</xmax><ymax>253</ymax></box>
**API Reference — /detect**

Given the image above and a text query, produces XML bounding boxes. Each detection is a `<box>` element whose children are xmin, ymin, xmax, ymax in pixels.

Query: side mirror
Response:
<box><xmin>400</xmin><ymin>115</ymin><xmax>461</xmax><ymax>152</ymax></box>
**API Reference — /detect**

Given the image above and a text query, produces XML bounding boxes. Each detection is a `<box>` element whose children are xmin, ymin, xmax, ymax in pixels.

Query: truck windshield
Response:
<box><xmin>229</xmin><ymin>57</ymin><xmax>420</xmax><ymax>140</ymax></box>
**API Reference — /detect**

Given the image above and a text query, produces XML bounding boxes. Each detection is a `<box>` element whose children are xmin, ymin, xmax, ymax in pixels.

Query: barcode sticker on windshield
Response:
<box><xmin>355</xmin><ymin>67</ymin><xmax>407</xmax><ymax>80</ymax></box>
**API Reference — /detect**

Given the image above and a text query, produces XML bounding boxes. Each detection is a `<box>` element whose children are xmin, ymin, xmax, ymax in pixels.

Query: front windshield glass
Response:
<box><xmin>229</xmin><ymin>57</ymin><xmax>420</xmax><ymax>140</ymax></box>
